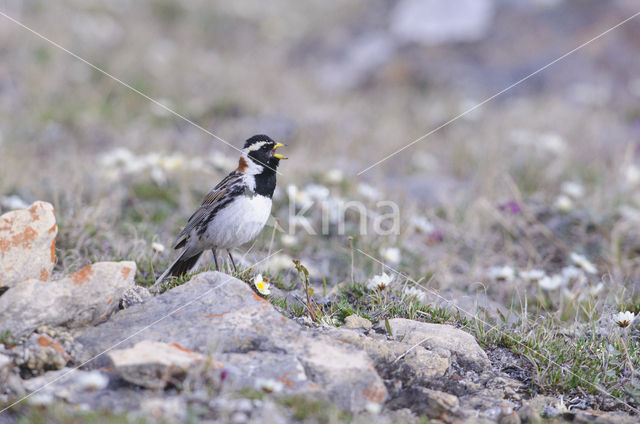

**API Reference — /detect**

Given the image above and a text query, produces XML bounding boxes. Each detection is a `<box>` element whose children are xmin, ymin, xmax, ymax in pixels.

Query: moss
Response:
<box><xmin>277</xmin><ymin>395</ymin><xmax>351</xmax><ymax>422</ymax></box>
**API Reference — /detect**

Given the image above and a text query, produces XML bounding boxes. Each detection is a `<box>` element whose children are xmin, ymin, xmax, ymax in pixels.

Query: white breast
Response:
<box><xmin>201</xmin><ymin>194</ymin><xmax>272</xmax><ymax>250</ymax></box>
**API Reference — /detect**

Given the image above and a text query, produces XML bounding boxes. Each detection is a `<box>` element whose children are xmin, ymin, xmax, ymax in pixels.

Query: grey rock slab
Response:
<box><xmin>0</xmin><ymin>261</ymin><xmax>136</xmax><ymax>338</ymax></box>
<box><xmin>76</xmin><ymin>271</ymin><xmax>387</xmax><ymax>413</ymax></box>
<box><xmin>384</xmin><ymin>318</ymin><xmax>490</xmax><ymax>371</ymax></box>
<box><xmin>0</xmin><ymin>201</ymin><xmax>57</xmax><ymax>288</ymax></box>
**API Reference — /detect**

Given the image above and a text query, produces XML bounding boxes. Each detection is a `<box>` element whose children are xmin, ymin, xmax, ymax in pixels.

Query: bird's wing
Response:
<box><xmin>173</xmin><ymin>171</ymin><xmax>244</xmax><ymax>249</ymax></box>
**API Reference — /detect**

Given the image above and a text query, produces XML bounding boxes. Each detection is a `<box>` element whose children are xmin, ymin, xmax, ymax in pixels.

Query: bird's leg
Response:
<box><xmin>211</xmin><ymin>249</ymin><xmax>219</xmax><ymax>271</ymax></box>
<box><xmin>228</xmin><ymin>250</ymin><xmax>238</xmax><ymax>273</ymax></box>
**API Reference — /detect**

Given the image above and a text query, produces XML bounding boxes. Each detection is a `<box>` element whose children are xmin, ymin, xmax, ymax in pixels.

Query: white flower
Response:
<box><xmin>99</xmin><ymin>147</ymin><xmax>135</xmax><ymax>168</ymax></box>
<box><xmin>323</xmin><ymin>168</ymin><xmax>344</xmax><ymax>184</ymax></box>
<box><xmin>255</xmin><ymin>378</ymin><xmax>284</xmax><ymax>393</ymax></box>
<box><xmin>368</xmin><ymin>273</ymin><xmax>393</xmax><ymax>291</ymax></box>
<box><xmin>150</xmin><ymin>166</ymin><xmax>167</xmax><ymax>185</ymax></box>
<box><xmin>614</xmin><ymin>311</ymin><xmax>636</xmax><ymax>328</ymax></box>
<box><xmin>253</xmin><ymin>274</ymin><xmax>271</xmax><ymax>296</ymax></box>
<box><xmin>538</xmin><ymin>275</ymin><xmax>563</xmax><ymax>290</ymax></box>
<box><xmin>158</xmin><ymin>153</ymin><xmax>185</xmax><ymax>171</ymax></box>
<box><xmin>303</xmin><ymin>184</ymin><xmax>330</xmax><ymax>201</ymax></box>
<box><xmin>625</xmin><ymin>165</ymin><xmax>640</xmax><ymax>186</ymax></box>
<box><xmin>209</xmin><ymin>152</ymin><xmax>236</xmax><ymax>170</ymax></box>
<box><xmin>589</xmin><ymin>283</ymin><xmax>604</xmax><ymax>296</ymax></box>
<box><xmin>489</xmin><ymin>266</ymin><xmax>515</xmax><ymax>283</ymax></box>
<box><xmin>264</xmin><ymin>253</ymin><xmax>294</xmax><ymax>272</ymax></box>
<box><xmin>403</xmin><ymin>286</ymin><xmax>426</xmax><ymax>302</ymax></box>
<box><xmin>562</xmin><ymin>287</ymin><xmax>577</xmax><ymax>300</ymax></box>
<box><xmin>280</xmin><ymin>234</ymin><xmax>298</xmax><ymax>247</ymax></box>
<box><xmin>410</xmin><ymin>216</ymin><xmax>435</xmax><ymax>234</ymax></box>
<box><xmin>321</xmin><ymin>196</ymin><xmax>345</xmax><ymax>225</ymax></box>
<box><xmin>519</xmin><ymin>269</ymin><xmax>546</xmax><ymax>283</ymax></box>
<box><xmin>569</xmin><ymin>252</ymin><xmax>597</xmax><ymax>274</ymax></box>
<box><xmin>538</xmin><ymin>133</ymin><xmax>567</xmax><ymax>155</ymax></box>
<box><xmin>358</xmin><ymin>183</ymin><xmax>381</xmax><ymax>200</ymax></box>
<box><xmin>561</xmin><ymin>266</ymin><xmax>587</xmax><ymax>285</ymax></box>
<box><xmin>561</xmin><ymin>181</ymin><xmax>585</xmax><ymax>199</ymax></box>
<box><xmin>380</xmin><ymin>247</ymin><xmax>401</xmax><ymax>264</ymax></box>
<box><xmin>287</xmin><ymin>184</ymin><xmax>313</xmax><ymax>209</ymax></box>
<box><xmin>151</xmin><ymin>242</ymin><xmax>165</xmax><ymax>253</ymax></box>
<box><xmin>554</xmin><ymin>195</ymin><xmax>573</xmax><ymax>212</ymax></box>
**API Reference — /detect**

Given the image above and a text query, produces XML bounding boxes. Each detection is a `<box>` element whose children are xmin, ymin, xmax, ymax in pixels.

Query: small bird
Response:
<box><xmin>153</xmin><ymin>134</ymin><xmax>286</xmax><ymax>287</ymax></box>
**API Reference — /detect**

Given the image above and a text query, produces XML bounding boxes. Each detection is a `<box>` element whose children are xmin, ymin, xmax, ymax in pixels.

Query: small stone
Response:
<box><xmin>140</xmin><ymin>397</ymin><xmax>187</xmax><ymax>422</ymax></box>
<box><xmin>230</xmin><ymin>411</ymin><xmax>248</xmax><ymax>424</ymax></box>
<box><xmin>0</xmin><ymin>352</ymin><xmax>12</xmax><ymax>384</ymax></box>
<box><xmin>499</xmin><ymin>406</ymin><xmax>521</xmax><ymax>424</ymax></box>
<box><xmin>384</xmin><ymin>318</ymin><xmax>490</xmax><ymax>371</ymax></box>
<box><xmin>343</xmin><ymin>314</ymin><xmax>372</xmax><ymax>331</ymax></box>
<box><xmin>73</xmin><ymin>370</ymin><xmax>109</xmax><ymax>391</ymax></box>
<box><xmin>107</xmin><ymin>340</ymin><xmax>205</xmax><ymax>389</ymax></box>
<box><xmin>120</xmin><ymin>285</ymin><xmax>151</xmax><ymax>309</ymax></box>
<box><xmin>0</xmin><ymin>201</ymin><xmax>57</xmax><ymax>288</ymax></box>
<box><xmin>16</xmin><ymin>333</ymin><xmax>70</xmax><ymax>372</ymax></box>
<box><xmin>518</xmin><ymin>404</ymin><xmax>541</xmax><ymax>424</ymax></box>
<box><xmin>27</xmin><ymin>392</ymin><xmax>54</xmax><ymax>406</ymax></box>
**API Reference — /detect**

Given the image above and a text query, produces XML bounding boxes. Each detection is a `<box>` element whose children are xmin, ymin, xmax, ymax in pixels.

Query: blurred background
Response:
<box><xmin>1</xmin><ymin>0</ymin><xmax>640</xmax><ymax>305</ymax></box>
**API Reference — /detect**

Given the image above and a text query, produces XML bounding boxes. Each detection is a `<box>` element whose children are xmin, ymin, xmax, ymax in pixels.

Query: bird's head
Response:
<box><xmin>239</xmin><ymin>134</ymin><xmax>287</xmax><ymax>174</ymax></box>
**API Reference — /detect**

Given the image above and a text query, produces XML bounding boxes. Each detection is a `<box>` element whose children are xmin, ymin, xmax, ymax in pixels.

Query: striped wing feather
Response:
<box><xmin>173</xmin><ymin>172</ymin><xmax>243</xmax><ymax>249</ymax></box>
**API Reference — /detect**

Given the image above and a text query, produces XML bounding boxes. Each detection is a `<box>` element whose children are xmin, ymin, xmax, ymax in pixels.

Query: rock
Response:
<box><xmin>383</xmin><ymin>318</ymin><xmax>490</xmax><ymax>371</ymax></box>
<box><xmin>0</xmin><ymin>201</ymin><xmax>57</xmax><ymax>288</ymax></box>
<box><xmin>517</xmin><ymin>404</ymin><xmax>541</xmax><ymax>424</ymax></box>
<box><xmin>343</xmin><ymin>314</ymin><xmax>372</xmax><ymax>331</ymax></box>
<box><xmin>15</xmin><ymin>333</ymin><xmax>70</xmax><ymax>372</ymax></box>
<box><xmin>0</xmin><ymin>351</ymin><xmax>25</xmax><ymax>399</ymax></box>
<box><xmin>140</xmin><ymin>396</ymin><xmax>187</xmax><ymax>422</ymax></box>
<box><xmin>329</xmin><ymin>328</ymin><xmax>450</xmax><ymax>385</ymax></box>
<box><xmin>22</xmin><ymin>367</ymin><xmax>112</xmax><ymax>403</ymax></box>
<box><xmin>76</xmin><ymin>271</ymin><xmax>387</xmax><ymax>413</ymax></box>
<box><xmin>499</xmin><ymin>406</ymin><xmax>521</xmax><ymax>424</ymax></box>
<box><xmin>73</xmin><ymin>370</ymin><xmax>109</xmax><ymax>391</ymax></box>
<box><xmin>107</xmin><ymin>340</ymin><xmax>206</xmax><ymax>389</ymax></box>
<box><xmin>120</xmin><ymin>285</ymin><xmax>152</xmax><ymax>309</ymax></box>
<box><xmin>316</xmin><ymin>32</ymin><xmax>396</xmax><ymax>90</ymax></box>
<box><xmin>0</xmin><ymin>352</ymin><xmax>11</xmax><ymax>383</ymax></box>
<box><xmin>387</xmin><ymin>387</ymin><xmax>464</xmax><ymax>420</ymax></box>
<box><xmin>390</xmin><ymin>0</ymin><xmax>494</xmax><ymax>45</ymax></box>
<box><xmin>0</xmin><ymin>261</ymin><xmax>136</xmax><ymax>338</ymax></box>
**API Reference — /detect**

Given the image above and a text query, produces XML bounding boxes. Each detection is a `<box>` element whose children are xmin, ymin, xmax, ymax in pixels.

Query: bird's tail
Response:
<box><xmin>152</xmin><ymin>250</ymin><xmax>203</xmax><ymax>290</ymax></box>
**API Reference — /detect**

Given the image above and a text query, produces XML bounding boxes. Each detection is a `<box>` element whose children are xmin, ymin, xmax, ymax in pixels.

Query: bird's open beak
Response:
<box><xmin>273</xmin><ymin>143</ymin><xmax>287</xmax><ymax>159</ymax></box>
